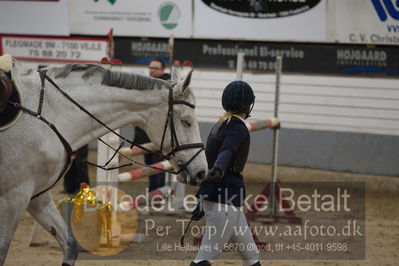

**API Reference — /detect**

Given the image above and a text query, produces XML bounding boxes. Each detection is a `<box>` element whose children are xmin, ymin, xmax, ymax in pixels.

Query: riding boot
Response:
<box><xmin>250</xmin><ymin>261</ymin><xmax>261</xmax><ymax>266</ymax></box>
<box><xmin>189</xmin><ymin>260</ymin><xmax>211</xmax><ymax>266</ymax></box>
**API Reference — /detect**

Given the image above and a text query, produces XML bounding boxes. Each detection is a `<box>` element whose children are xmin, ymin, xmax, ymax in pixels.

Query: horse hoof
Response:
<box><xmin>62</xmin><ymin>263</ymin><xmax>72</xmax><ymax>266</ymax></box>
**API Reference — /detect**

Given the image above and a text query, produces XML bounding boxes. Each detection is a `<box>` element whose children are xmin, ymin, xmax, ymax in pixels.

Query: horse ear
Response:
<box><xmin>181</xmin><ymin>69</ymin><xmax>193</xmax><ymax>91</ymax></box>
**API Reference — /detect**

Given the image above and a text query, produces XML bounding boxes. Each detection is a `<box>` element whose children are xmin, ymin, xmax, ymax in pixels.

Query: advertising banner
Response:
<box><xmin>334</xmin><ymin>0</ymin><xmax>399</xmax><ymax>45</ymax></box>
<box><xmin>0</xmin><ymin>35</ymin><xmax>108</xmax><ymax>63</ymax></box>
<box><xmin>115</xmin><ymin>38</ymin><xmax>399</xmax><ymax>77</ymax></box>
<box><xmin>69</xmin><ymin>0</ymin><xmax>192</xmax><ymax>38</ymax></box>
<box><xmin>0</xmin><ymin>0</ymin><xmax>69</xmax><ymax>36</ymax></box>
<box><xmin>174</xmin><ymin>39</ymin><xmax>398</xmax><ymax>77</ymax></box>
<box><xmin>115</xmin><ymin>37</ymin><xmax>170</xmax><ymax>65</ymax></box>
<box><xmin>194</xmin><ymin>0</ymin><xmax>326</xmax><ymax>41</ymax></box>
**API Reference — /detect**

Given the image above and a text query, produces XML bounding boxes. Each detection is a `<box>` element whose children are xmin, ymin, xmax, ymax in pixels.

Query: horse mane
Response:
<box><xmin>52</xmin><ymin>63</ymin><xmax>171</xmax><ymax>91</ymax></box>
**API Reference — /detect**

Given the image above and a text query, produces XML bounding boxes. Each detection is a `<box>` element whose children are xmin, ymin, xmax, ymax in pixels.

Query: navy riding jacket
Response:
<box><xmin>196</xmin><ymin>116</ymin><xmax>250</xmax><ymax>207</ymax></box>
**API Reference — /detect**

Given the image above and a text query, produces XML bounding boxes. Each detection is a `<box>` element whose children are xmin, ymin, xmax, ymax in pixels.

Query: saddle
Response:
<box><xmin>0</xmin><ymin>71</ymin><xmax>12</xmax><ymax>113</ymax></box>
<box><xmin>0</xmin><ymin>70</ymin><xmax>22</xmax><ymax>130</ymax></box>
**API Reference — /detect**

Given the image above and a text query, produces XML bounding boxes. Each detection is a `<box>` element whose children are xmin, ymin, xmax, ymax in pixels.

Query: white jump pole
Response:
<box><xmin>236</xmin><ymin>52</ymin><xmax>245</xmax><ymax>80</ymax></box>
<box><xmin>169</xmin><ymin>35</ymin><xmax>178</xmax><ymax>81</ymax></box>
<box><xmin>119</xmin><ymin>160</ymin><xmax>172</xmax><ymax>182</ymax></box>
<box><xmin>96</xmin><ymin>28</ymin><xmax>120</xmax><ymax>190</ymax></box>
<box><xmin>268</xmin><ymin>56</ymin><xmax>282</xmax><ymax>217</ymax></box>
<box><xmin>96</xmin><ymin>59</ymin><xmax>120</xmax><ymax>191</ymax></box>
<box><xmin>169</xmin><ymin>35</ymin><xmax>174</xmax><ymax>67</ymax></box>
<box><xmin>167</xmin><ymin>38</ymin><xmax>188</xmax><ymax>210</ymax></box>
<box><xmin>167</xmin><ymin>34</ymin><xmax>176</xmax><ymax>205</ymax></box>
<box><xmin>168</xmin><ymin>58</ymin><xmax>194</xmax><ymax>209</ymax></box>
<box><xmin>119</xmin><ymin>142</ymin><xmax>158</xmax><ymax>157</ymax></box>
<box><xmin>95</xmin><ymin>57</ymin><xmax>122</xmax><ymax>245</ymax></box>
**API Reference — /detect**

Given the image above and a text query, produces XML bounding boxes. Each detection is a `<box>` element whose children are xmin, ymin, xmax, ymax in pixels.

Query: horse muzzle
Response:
<box><xmin>176</xmin><ymin>160</ymin><xmax>207</xmax><ymax>186</ymax></box>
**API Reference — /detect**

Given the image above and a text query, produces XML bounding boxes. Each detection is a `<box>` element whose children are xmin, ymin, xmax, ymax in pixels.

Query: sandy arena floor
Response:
<box><xmin>4</xmin><ymin>151</ymin><xmax>399</xmax><ymax>266</ymax></box>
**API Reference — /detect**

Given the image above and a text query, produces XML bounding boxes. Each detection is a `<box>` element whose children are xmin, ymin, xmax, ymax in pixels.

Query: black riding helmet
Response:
<box><xmin>222</xmin><ymin>80</ymin><xmax>255</xmax><ymax>118</ymax></box>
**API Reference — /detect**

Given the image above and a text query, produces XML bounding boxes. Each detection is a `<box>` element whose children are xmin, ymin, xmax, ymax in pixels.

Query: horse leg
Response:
<box><xmin>27</xmin><ymin>192</ymin><xmax>78</xmax><ymax>266</ymax></box>
<box><xmin>0</xmin><ymin>192</ymin><xmax>31</xmax><ymax>266</ymax></box>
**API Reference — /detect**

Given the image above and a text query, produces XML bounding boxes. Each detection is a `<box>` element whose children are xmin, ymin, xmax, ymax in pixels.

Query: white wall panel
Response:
<box><xmin>332</xmin><ymin>0</ymin><xmax>399</xmax><ymax>45</ymax></box>
<box><xmin>0</xmin><ymin>0</ymin><xmax>69</xmax><ymax>36</ymax></box>
<box><xmin>69</xmin><ymin>0</ymin><xmax>192</xmax><ymax>37</ymax></box>
<box><xmin>190</xmin><ymin>69</ymin><xmax>399</xmax><ymax>136</ymax></box>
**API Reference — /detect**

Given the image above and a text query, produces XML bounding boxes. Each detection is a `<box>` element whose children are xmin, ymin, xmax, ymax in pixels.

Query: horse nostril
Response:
<box><xmin>196</xmin><ymin>170</ymin><xmax>206</xmax><ymax>180</ymax></box>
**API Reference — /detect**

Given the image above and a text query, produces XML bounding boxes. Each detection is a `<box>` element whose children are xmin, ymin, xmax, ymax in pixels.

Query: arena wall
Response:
<box><xmin>125</xmin><ymin>66</ymin><xmax>399</xmax><ymax>176</ymax></box>
<box><xmin>192</xmin><ymin>69</ymin><xmax>399</xmax><ymax>176</ymax></box>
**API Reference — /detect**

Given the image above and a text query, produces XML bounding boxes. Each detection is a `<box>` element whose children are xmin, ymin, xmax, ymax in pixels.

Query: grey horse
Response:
<box><xmin>0</xmin><ymin>55</ymin><xmax>207</xmax><ymax>265</ymax></box>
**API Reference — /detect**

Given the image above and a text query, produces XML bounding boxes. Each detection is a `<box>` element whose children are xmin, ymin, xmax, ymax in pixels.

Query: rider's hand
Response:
<box><xmin>205</xmin><ymin>167</ymin><xmax>224</xmax><ymax>182</ymax></box>
<box><xmin>268</xmin><ymin>117</ymin><xmax>280</xmax><ymax>129</ymax></box>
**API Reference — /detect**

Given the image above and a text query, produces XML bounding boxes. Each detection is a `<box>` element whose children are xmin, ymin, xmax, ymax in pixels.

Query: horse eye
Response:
<box><xmin>181</xmin><ymin>119</ymin><xmax>191</xmax><ymax>127</ymax></box>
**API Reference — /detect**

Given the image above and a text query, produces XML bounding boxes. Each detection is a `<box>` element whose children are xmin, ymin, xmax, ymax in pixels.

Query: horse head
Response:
<box><xmin>144</xmin><ymin>70</ymin><xmax>208</xmax><ymax>185</ymax></box>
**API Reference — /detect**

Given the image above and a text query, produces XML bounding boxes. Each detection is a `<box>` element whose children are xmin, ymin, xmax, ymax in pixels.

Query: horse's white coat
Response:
<box><xmin>0</xmin><ymin>59</ymin><xmax>207</xmax><ymax>265</ymax></box>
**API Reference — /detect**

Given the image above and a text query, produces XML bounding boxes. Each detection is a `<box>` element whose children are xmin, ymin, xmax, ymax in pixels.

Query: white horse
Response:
<box><xmin>0</xmin><ymin>55</ymin><xmax>208</xmax><ymax>266</ymax></box>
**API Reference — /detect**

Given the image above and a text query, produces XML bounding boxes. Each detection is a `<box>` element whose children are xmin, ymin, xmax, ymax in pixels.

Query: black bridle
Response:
<box><xmin>7</xmin><ymin>69</ymin><xmax>204</xmax><ymax>199</ymax></box>
<box><xmin>157</xmin><ymin>87</ymin><xmax>204</xmax><ymax>174</ymax></box>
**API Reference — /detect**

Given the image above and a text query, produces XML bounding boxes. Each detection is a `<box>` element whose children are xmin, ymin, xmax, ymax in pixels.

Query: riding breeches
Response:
<box><xmin>193</xmin><ymin>200</ymin><xmax>259</xmax><ymax>265</ymax></box>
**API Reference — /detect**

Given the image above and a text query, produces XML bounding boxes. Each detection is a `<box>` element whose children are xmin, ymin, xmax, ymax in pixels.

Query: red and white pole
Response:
<box><xmin>118</xmin><ymin>160</ymin><xmax>172</xmax><ymax>182</ymax></box>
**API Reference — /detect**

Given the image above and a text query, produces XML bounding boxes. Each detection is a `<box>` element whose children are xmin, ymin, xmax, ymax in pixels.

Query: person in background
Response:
<box><xmin>134</xmin><ymin>58</ymin><xmax>171</xmax><ymax>191</ymax></box>
<box><xmin>63</xmin><ymin>145</ymin><xmax>89</xmax><ymax>194</ymax></box>
<box><xmin>148</xmin><ymin>58</ymin><xmax>171</xmax><ymax>81</ymax></box>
